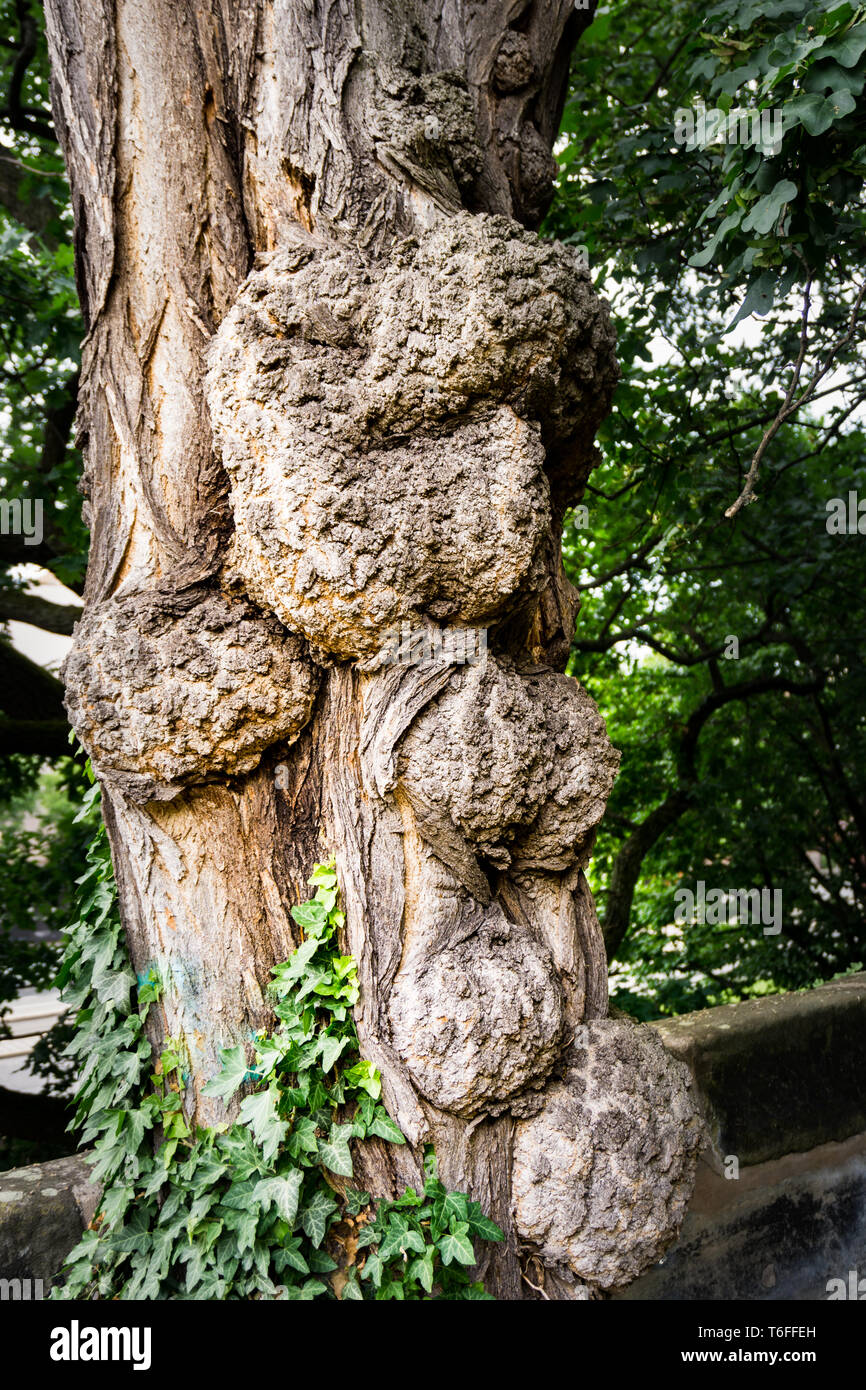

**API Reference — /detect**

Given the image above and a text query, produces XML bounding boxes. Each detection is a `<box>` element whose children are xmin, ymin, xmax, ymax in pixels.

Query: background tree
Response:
<box><xmin>549</xmin><ymin>0</ymin><xmax>866</xmax><ymax>1014</ymax></box>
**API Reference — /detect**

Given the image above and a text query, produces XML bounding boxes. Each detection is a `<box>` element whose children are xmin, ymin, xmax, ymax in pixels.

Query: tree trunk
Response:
<box><xmin>46</xmin><ymin>0</ymin><xmax>703</xmax><ymax>1299</ymax></box>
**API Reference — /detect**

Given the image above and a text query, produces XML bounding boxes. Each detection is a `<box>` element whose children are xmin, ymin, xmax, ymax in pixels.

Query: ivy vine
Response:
<box><xmin>53</xmin><ymin>774</ymin><xmax>502</xmax><ymax>1300</ymax></box>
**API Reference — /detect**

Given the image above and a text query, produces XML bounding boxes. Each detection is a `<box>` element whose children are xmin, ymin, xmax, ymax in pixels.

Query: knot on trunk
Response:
<box><xmin>206</xmin><ymin>212</ymin><xmax>617</xmax><ymax>661</ymax></box>
<box><xmin>62</xmin><ymin>584</ymin><xmax>318</xmax><ymax>802</ymax></box>
<box><xmin>369</xmin><ymin>66</ymin><xmax>484</xmax><ymax>208</ymax></box>
<box><xmin>512</xmin><ymin>1020</ymin><xmax>706</xmax><ymax>1290</ymax></box>
<box><xmin>396</xmin><ymin>656</ymin><xmax>621</xmax><ymax>877</ymax></box>
<box><xmin>387</xmin><ymin>909</ymin><xmax>565</xmax><ymax>1118</ymax></box>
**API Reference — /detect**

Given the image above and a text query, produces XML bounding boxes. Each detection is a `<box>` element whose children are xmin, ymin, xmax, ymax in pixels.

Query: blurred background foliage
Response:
<box><xmin>0</xmin><ymin>0</ymin><xmax>862</xmax><ymax>1168</ymax></box>
<box><xmin>0</xmin><ymin>0</ymin><xmax>88</xmax><ymax>1167</ymax></box>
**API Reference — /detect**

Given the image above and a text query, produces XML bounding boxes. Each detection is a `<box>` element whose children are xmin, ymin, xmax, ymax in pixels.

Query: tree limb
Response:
<box><xmin>0</xmin><ymin>589</ymin><xmax>80</xmax><ymax>633</ymax></box>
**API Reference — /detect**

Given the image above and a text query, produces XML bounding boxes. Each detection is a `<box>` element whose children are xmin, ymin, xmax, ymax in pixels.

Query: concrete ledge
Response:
<box><xmin>0</xmin><ymin>1154</ymin><xmax>100</xmax><ymax>1288</ymax></box>
<box><xmin>651</xmin><ymin>973</ymin><xmax>866</xmax><ymax>1166</ymax></box>
<box><xmin>614</xmin><ymin>1132</ymin><xmax>866</xmax><ymax>1301</ymax></box>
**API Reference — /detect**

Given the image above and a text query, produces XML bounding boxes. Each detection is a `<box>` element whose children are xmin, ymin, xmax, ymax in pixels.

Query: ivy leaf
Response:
<box><xmin>368</xmin><ymin>1109</ymin><xmax>405</xmax><ymax>1145</ymax></box>
<box><xmin>308</xmin><ymin>1248</ymin><xmax>338</xmax><ymax>1273</ymax></box>
<box><xmin>467</xmin><ymin>1204</ymin><xmax>504</xmax><ymax>1243</ymax></box>
<box><xmin>378</xmin><ymin>1223</ymin><xmax>426</xmax><ymax>1262</ymax></box>
<box><xmin>438</xmin><ymin>1223</ymin><xmax>476</xmax><ymax>1267</ymax></box>
<box><xmin>285</xmin><ymin>1114</ymin><xmax>319</xmax><ymax>1161</ymax></box>
<box><xmin>274</xmin><ymin>1237</ymin><xmax>310</xmax><ymax>1276</ymax></box>
<box><xmin>438</xmin><ymin>1190</ymin><xmax>469</xmax><ymax>1224</ymax></box>
<box><xmin>283</xmin><ymin>1278</ymin><xmax>329</xmax><ymax>1300</ymax></box>
<box><xmin>253</xmin><ymin>1171</ymin><xmax>304</xmax><ymax>1226</ymax></box>
<box><xmin>202</xmin><ymin>1043</ymin><xmax>249</xmax><ymax>1102</ymax></box>
<box><xmin>274</xmin><ymin>936</ymin><xmax>321</xmax><ymax>986</ymax></box>
<box><xmin>290</xmin><ymin>901</ymin><xmax>329</xmax><ymax>933</ymax></box>
<box><xmin>407</xmin><ymin>1248</ymin><xmax>436</xmax><ymax>1293</ymax></box>
<box><xmin>298</xmin><ymin>1187</ymin><xmax>338</xmax><ymax>1247</ymax></box>
<box><xmin>318</xmin><ymin>1032</ymin><xmax>350</xmax><ymax>1073</ymax></box>
<box><xmin>225</xmin><ymin>1207</ymin><xmax>260</xmax><ymax>1255</ymax></box>
<box><xmin>360</xmin><ymin>1251</ymin><xmax>384</xmax><ymax>1287</ymax></box>
<box><xmin>342</xmin><ymin>1059</ymin><xmax>381</xmax><ymax>1099</ymax></box>
<box><xmin>308</xmin><ymin>861</ymin><xmax>338</xmax><ymax>889</ymax></box>
<box><xmin>238</xmin><ymin>1087</ymin><xmax>287</xmax><ymax>1163</ymax></box>
<box><xmin>318</xmin><ymin>1125</ymin><xmax>354</xmax><ymax>1178</ymax></box>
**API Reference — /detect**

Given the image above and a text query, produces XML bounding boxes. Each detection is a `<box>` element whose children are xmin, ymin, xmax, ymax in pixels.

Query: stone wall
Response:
<box><xmin>615</xmin><ymin>972</ymin><xmax>866</xmax><ymax>1301</ymax></box>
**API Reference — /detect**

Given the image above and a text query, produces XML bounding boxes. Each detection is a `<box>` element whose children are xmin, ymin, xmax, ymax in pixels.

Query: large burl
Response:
<box><xmin>63</xmin><ymin>584</ymin><xmax>318</xmax><ymax>803</ymax></box>
<box><xmin>206</xmin><ymin>212</ymin><xmax>616</xmax><ymax>660</ymax></box>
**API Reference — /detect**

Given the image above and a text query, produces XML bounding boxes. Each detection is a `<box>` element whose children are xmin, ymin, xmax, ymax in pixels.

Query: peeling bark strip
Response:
<box><xmin>47</xmin><ymin>0</ymin><xmax>703</xmax><ymax>1298</ymax></box>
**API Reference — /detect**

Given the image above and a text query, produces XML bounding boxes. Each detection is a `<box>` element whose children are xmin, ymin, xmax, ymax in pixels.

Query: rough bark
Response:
<box><xmin>46</xmin><ymin>0</ymin><xmax>703</xmax><ymax>1299</ymax></box>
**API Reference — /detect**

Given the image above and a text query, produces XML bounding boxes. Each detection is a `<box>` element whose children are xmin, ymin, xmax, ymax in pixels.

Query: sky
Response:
<box><xmin>8</xmin><ymin>562</ymin><xmax>79</xmax><ymax>672</ymax></box>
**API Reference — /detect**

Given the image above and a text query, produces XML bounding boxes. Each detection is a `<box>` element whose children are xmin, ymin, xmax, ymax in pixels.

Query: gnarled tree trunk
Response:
<box><xmin>46</xmin><ymin>0</ymin><xmax>703</xmax><ymax>1299</ymax></box>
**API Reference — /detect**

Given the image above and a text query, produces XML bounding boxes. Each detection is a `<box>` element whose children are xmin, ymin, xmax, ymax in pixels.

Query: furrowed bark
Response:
<box><xmin>47</xmin><ymin>0</ymin><xmax>703</xmax><ymax>1298</ymax></box>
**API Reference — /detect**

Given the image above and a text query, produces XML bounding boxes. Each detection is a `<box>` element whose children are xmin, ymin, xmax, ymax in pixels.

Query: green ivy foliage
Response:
<box><xmin>53</xmin><ymin>787</ymin><xmax>502</xmax><ymax>1300</ymax></box>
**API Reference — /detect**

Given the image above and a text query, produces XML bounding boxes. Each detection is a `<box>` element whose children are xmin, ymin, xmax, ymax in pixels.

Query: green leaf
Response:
<box><xmin>318</xmin><ymin>1125</ymin><xmax>354</xmax><ymax>1178</ymax></box>
<box><xmin>238</xmin><ymin>1087</ymin><xmax>287</xmax><ymax>1163</ymax></box>
<box><xmin>407</xmin><ymin>1248</ymin><xmax>436</xmax><ymax>1293</ymax></box>
<box><xmin>299</xmin><ymin>1187</ymin><xmax>339</xmax><ymax>1247</ymax></box>
<box><xmin>318</xmin><ymin>1032</ymin><xmax>350</xmax><ymax>1073</ymax></box>
<box><xmin>202</xmin><ymin>1043</ymin><xmax>249</xmax><ymax>1102</ymax></box>
<box><xmin>823</xmin><ymin>23</ymin><xmax>866</xmax><ymax>68</ymax></box>
<box><xmin>467</xmin><ymin>1204</ymin><xmax>504</xmax><ymax>1243</ymax></box>
<box><xmin>438</xmin><ymin>1224</ymin><xmax>476</xmax><ymax>1267</ymax></box>
<box><xmin>285</xmin><ymin>1114</ymin><xmax>319</xmax><ymax>1161</ymax></box>
<box><xmin>290</xmin><ymin>901</ymin><xmax>329</xmax><ymax>932</ymax></box>
<box><xmin>274</xmin><ymin>1237</ymin><xmax>310</xmax><ymax>1276</ymax></box>
<box><xmin>741</xmin><ymin>180</ymin><xmax>798</xmax><ymax>236</ymax></box>
<box><xmin>784</xmin><ymin>89</ymin><xmax>857</xmax><ymax>136</ymax></box>
<box><xmin>253</xmin><ymin>1171</ymin><xmax>304</xmax><ymax>1226</ymax></box>
<box><xmin>368</xmin><ymin>1109</ymin><xmax>405</xmax><ymax>1145</ymax></box>
<box><xmin>725</xmin><ymin>271</ymin><xmax>776</xmax><ymax>331</ymax></box>
<box><xmin>688</xmin><ymin>212</ymin><xmax>742</xmax><ymax>269</ymax></box>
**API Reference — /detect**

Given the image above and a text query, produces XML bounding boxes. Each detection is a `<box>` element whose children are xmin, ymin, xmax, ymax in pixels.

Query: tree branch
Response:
<box><xmin>725</xmin><ymin>281</ymin><xmax>866</xmax><ymax>518</ymax></box>
<box><xmin>0</xmin><ymin>151</ymin><xmax>59</xmax><ymax>243</ymax></box>
<box><xmin>603</xmin><ymin>668</ymin><xmax>825</xmax><ymax>957</ymax></box>
<box><xmin>0</xmin><ymin>589</ymin><xmax>80</xmax><ymax>633</ymax></box>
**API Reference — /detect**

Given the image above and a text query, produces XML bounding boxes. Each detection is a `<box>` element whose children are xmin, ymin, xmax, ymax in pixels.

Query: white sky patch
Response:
<box><xmin>7</xmin><ymin>563</ymin><xmax>80</xmax><ymax>672</ymax></box>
